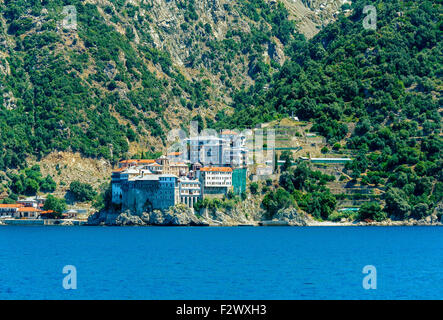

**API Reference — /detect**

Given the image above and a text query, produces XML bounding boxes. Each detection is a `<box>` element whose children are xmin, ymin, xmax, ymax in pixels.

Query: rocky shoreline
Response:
<box><xmin>85</xmin><ymin>204</ymin><xmax>443</xmax><ymax>227</ymax></box>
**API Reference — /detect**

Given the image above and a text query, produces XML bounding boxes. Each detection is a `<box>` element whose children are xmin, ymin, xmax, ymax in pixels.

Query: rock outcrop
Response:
<box><xmin>274</xmin><ymin>207</ymin><xmax>313</xmax><ymax>226</ymax></box>
<box><xmin>144</xmin><ymin>204</ymin><xmax>208</xmax><ymax>226</ymax></box>
<box><xmin>115</xmin><ymin>211</ymin><xmax>146</xmax><ymax>226</ymax></box>
<box><xmin>87</xmin><ymin>204</ymin><xmax>207</xmax><ymax>226</ymax></box>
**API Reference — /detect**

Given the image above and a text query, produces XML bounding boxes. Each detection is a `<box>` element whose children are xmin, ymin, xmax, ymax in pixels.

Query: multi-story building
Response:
<box><xmin>184</xmin><ymin>136</ymin><xmax>229</xmax><ymax>166</ymax></box>
<box><xmin>16</xmin><ymin>207</ymin><xmax>41</xmax><ymax>219</ymax></box>
<box><xmin>156</xmin><ymin>156</ymin><xmax>188</xmax><ymax>176</ymax></box>
<box><xmin>0</xmin><ymin>204</ymin><xmax>23</xmax><ymax>218</ymax></box>
<box><xmin>180</xmin><ymin>132</ymin><xmax>248</xmax><ymax>168</ymax></box>
<box><xmin>0</xmin><ymin>204</ymin><xmax>41</xmax><ymax>219</ymax></box>
<box><xmin>111</xmin><ymin>167</ymin><xmax>141</xmax><ymax>205</ymax></box>
<box><xmin>178</xmin><ymin>178</ymin><xmax>201</xmax><ymax>208</ymax></box>
<box><xmin>118</xmin><ymin>173</ymin><xmax>180</xmax><ymax>215</ymax></box>
<box><xmin>118</xmin><ymin>157</ymin><xmax>189</xmax><ymax>176</ymax></box>
<box><xmin>197</xmin><ymin>166</ymin><xmax>233</xmax><ymax>197</ymax></box>
<box><xmin>112</xmin><ymin>142</ymin><xmax>247</xmax><ymax>211</ymax></box>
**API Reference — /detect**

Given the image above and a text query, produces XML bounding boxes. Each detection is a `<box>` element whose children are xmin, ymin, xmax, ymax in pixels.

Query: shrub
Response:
<box><xmin>43</xmin><ymin>195</ymin><xmax>67</xmax><ymax>218</ymax></box>
<box><xmin>358</xmin><ymin>202</ymin><xmax>387</xmax><ymax>222</ymax></box>
<box><xmin>250</xmin><ymin>182</ymin><xmax>259</xmax><ymax>195</ymax></box>
<box><xmin>69</xmin><ymin>181</ymin><xmax>97</xmax><ymax>202</ymax></box>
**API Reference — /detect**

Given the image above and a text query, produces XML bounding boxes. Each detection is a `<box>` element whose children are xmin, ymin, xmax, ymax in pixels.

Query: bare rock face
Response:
<box><xmin>87</xmin><ymin>210</ymin><xmax>106</xmax><ymax>225</ymax></box>
<box><xmin>274</xmin><ymin>207</ymin><xmax>311</xmax><ymax>226</ymax></box>
<box><xmin>88</xmin><ymin>204</ymin><xmax>207</xmax><ymax>226</ymax></box>
<box><xmin>268</xmin><ymin>42</ymin><xmax>285</xmax><ymax>66</ymax></box>
<box><xmin>115</xmin><ymin>211</ymin><xmax>146</xmax><ymax>226</ymax></box>
<box><xmin>433</xmin><ymin>202</ymin><xmax>443</xmax><ymax>224</ymax></box>
<box><xmin>145</xmin><ymin>204</ymin><xmax>207</xmax><ymax>226</ymax></box>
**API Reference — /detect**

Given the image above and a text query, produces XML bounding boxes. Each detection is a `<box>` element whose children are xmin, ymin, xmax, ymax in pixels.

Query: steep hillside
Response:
<box><xmin>0</xmin><ymin>0</ymin><xmax>347</xmax><ymax>172</ymax></box>
<box><xmin>216</xmin><ymin>0</ymin><xmax>442</xmax><ymax>220</ymax></box>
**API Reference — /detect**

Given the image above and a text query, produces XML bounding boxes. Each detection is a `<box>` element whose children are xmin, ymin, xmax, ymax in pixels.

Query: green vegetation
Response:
<box><xmin>249</xmin><ymin>182</ymin><xmax>259</xmax><ymax>195</ymax></box>
<box><xmin>0</xmin><ymin>0</ymin><xmax>441</xmax><ymax>220</ymax></box>
<box><xmin>262</xmin><ymin>187</ymin><xmax>294</xmax><ymax>219</ymax></box>
<box><xmin>260</xmin><ymin>162</ymin><xmax>337</xmax><ymax>220</ymax></box>
<box><xmin>7</xmin><ymin>165</ymin><xmax>56</xmax><ymax>197</ymax></box>
<box><xmin>358</xmin><ymin>202</ymin><xmax>387</xmax><ymax>222</ymax></box>
<box><xmin>92</xmin><ymin>183</ymin><xmax>112</xmax><ymax>211</ymax></box>
<box><xmin>43</xmin><ymin>194</ymin><xmax>67</xmax><ymax>218</ymax></box>
<box><xmin>214</xmin><ymin>0</ymin><xmax>442</xmax><ymax>220</ymax></box>
<box><xmin>69</xmin><ymin>181</ymin><xmax>97</xmax><ymax>202</ymax></box>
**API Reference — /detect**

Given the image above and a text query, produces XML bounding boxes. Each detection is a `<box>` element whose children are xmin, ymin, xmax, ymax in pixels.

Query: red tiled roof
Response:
<box><xmin>149</xmin><ymin>163</ymin><xmax>161</xmax><ymax>166</ymax></box>
<box><xmin>200</xmin><ymin>167</ymin><xmax>233</xmax><ymax>172</ymax></box>
<box><xmin>137</xmin><ymin>159</ymin><xmax>156</xmax><ymax>164</ymax></box>
<box><xmin>18</xmin><ymin>207</ymin><xmax>41</xmax><ymax>212</ymax></box>
<box><xmin>221</xmin><ymin>130</ymin><xmax>238</xmax><ymax>135</ymax></box>
<box><xmin>119</xmin><ymin>159</ymin><xmax>138</xmax><ymax>163</ymax></box>
<box><xmin>120</xmin><ymin>159</ymin><xmax>156</xmax><ymax>164</ymax></box>
<box><xmin>40</xmin><ymin>210</ymin><xmax>54</xmax><ymax>214</ymax></box>
<box><xmin>0</xmin><ymin>204</ymin><xmax>23</xmax><ymax>208</ymax></box>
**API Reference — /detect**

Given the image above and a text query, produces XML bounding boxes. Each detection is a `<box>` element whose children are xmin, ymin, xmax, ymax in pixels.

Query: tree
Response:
<box><xmin>305</xmin><ymin>191</ymin><xmax>336</xmax><ymax>220</ymax></box>
<box><xmin>411</xmin><ymin>203</ymin><xmax>429</xmax><ymax>219</ymax></box>
<box><xmin>358</xmin><ymin>202</ymin><xmax>386</xmax><ymax>221</ymax></box>
<box><xmin>40</xmin><ymin>175</ymin><xmax>57</xmax><ymax>193</ymax></box>
<box><xmin>43</xmin><ymin>195</ymin><xmax>67</xmax><ymax>218</ymax></box>
<box><xmin>333</xmin><ymin>143</ymin><xmax>341</xmax><ymax>151</ymax></box>
<box><xmin>250</xmin><ymin>182</ymin><xmax>259</xmax><ymax>195</ymax></box>
<box><xmin>69</xmin><ymin>181</ymin><xmax>97</xmax><ymax>202</ymax></box>
<box><xmin>384</xmin><ymin>188</ymin><xmax>411</xmax><ymax>219</ymax></box>
<box><xmin>93</xmin><ymin>183</ymin><xmax>112</xmax><ymax>211</ymax></box>
<box><xmin>24</xmin><ymin>178</ymin><xmax>39</xmax><ymax>195</ymax></box>
<box><xmin>280</xmin><ymin>151</ymin><xmax>293</xmax><ymax>171</ymax></box>
<box><xmin>262</xmin><ymin>187</ymin><xmax>294</xmax><ymax>219</ymax></box>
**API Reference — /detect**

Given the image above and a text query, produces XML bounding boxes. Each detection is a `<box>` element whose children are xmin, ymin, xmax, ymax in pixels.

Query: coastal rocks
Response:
<box><xmin>115</xmin><ymin>211</ymin><xmax>146</xmax><ymax>226</ymax></box>
<box><xmin>201</xmin><ymin>197</ymin><xmax>265</xmax><ymax>226</ymax></box>
<box><xmin>274</xmin><ymin>207</ymin><xmax>311</xmax><ymax>226</ymax></box>
<box><xmin>349</xmin><ymin>216</ymin><xmax>443</xmax><ymax>227</ymax></box>
<box><xmin>90</xmin><ymin>204</ymin><xmax>208</xmax><ymax>226</ymax></box>
<box><xmin>144</xmin><ymin>204</ymin><xmax>207</xmax><ymax>226</ymax></box>
<box><xmin>210</xmin><ymin>210</ymin><xmax>245</xmax><ymax>226</ymax></box>
<box><xmin>417</xmin><ymin>213</ymin><xmax>440</xmax><ymax>226</ymax></box>
<box><xmin>86</xmin><ymin>210</ymin><xmax>107</xmax><ymax>225</ymax></box>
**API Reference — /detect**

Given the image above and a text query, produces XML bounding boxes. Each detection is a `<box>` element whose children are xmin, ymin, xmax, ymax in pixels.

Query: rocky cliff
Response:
<box><xmin>0</xmin><ymin>1</ymin><xmax>349</xmax><ymax>200</ymax></box>
<box><xmin>86</xmin><ymin>195</ymin><xmax>313</xmax><ymax>226</ymax></box>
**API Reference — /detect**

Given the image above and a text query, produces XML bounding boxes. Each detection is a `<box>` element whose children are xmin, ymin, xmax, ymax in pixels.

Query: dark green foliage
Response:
<box><xmin>69</xmin><ymin>181</ymin><xmax>97</xmax><ymax>202</ymax></box>
<box><xmin>358</xmin><ymin>202</ymin><xmax>387</xmax><ymax>222</ymax></box>
<box><xmin>280</xmin><ymin>162</ymin><xmax>335</xmax><ymax>193</ymax></box>
<box><xmin>93</xmin><ymin>183</ymin><xmax>112</xmax><ymax>211</ymax></box>
<box><xmin>262</xmin><ymin>187</ymin><xmax>294</xmax><ymax>219</ymax></box>
<box><xmin>7</xmin><ymin>165</ymin><xmax>56</xmax><ymax>196</ymax></box>
<box><xmin>43</xmin><ymin>194</ymin><xmax>67</xmax><ymax>217</ymax></box>
<box><xmin>384</xmin><ymin>187</ymin><xmax>411</xmax><ymax>219</ymax></box>
<box><xmin>249</xmin><ymin>182</ymin><xmax>259</xmax><ymax>195</ymax></box>
<box><xmin>279</xmin><ymin>150</ymin><xmax>293</xmax><ymax>171</ymax></box>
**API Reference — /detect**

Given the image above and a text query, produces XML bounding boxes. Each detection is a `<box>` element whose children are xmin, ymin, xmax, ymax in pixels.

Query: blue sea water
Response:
<box><xmin>0</xmin><ymin>226</ymin><xmax>442</xmax><ymax>300</ymax></box>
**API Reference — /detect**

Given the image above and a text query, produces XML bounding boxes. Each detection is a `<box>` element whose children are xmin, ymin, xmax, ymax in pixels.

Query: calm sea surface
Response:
<box><xmin>0</xmin><ymin>226</ymin><xmax>442</xmax><ymax>300</ymax></box>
